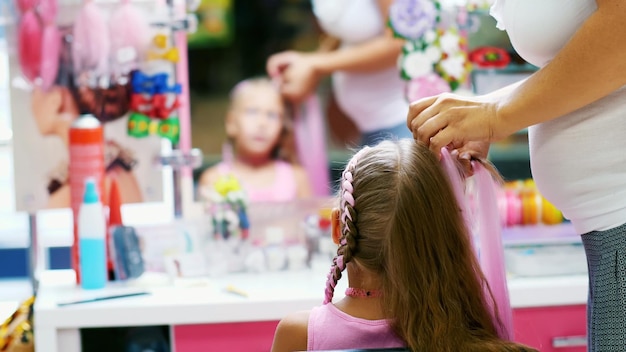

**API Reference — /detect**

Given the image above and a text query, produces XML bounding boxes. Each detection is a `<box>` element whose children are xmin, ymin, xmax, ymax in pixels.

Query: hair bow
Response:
<box><xmin>128</xmin><ymin>112</ymin><xmax>180</xmax><ymax>144</ymax></box>
<box><xmin>147</xmin><ymin>47</ymin><xmax>179</xmax><ymax>63</ymax></box>
<box><xmin>130</xmin><ymin>93</ymin><xmax>180</xmax><ymax>119</ymax></box>
<box><xmin>131</xmin><ymin>71</ymin><xmax>182</xmax><ymax>95</ymax></box>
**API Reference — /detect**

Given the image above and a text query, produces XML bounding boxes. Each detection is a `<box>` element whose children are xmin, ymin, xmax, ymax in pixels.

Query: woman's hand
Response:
<box><xmin>451</xmin><ymin>141</ymin><xmax>491</xmax><ymax>177</ymax></box>
<box><xmin>278</xmin><ymin>54</ymin><xmax>322</xmax><ymax>104</ymax></box>
<box><xmin>406</xmin><ymin>93</ymin><xmax>513</xmax><ymax>157</ymax></box>
<box><xmin>266</xmin><ymin>50</ymin><xmax>300</xmax><ymax>79</ymax></box>
<box><xmin>267</xmin><ymin>51</ymin><xmax>322</xmax><ymax>104</ymax></box>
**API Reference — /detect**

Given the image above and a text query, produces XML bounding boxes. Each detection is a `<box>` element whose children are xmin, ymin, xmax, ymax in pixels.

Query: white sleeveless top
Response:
<box><xmin>312</xmin><ymin>0</ymin><xmax>408</xmax><ymax>132</ymax></box>
<box><xmin>492</xmin><ymin>0</ymin><xmax>626</xmax><ymax>234</ymax></box>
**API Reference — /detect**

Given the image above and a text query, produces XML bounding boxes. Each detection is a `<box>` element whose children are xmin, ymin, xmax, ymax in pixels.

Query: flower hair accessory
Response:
<box><xmin>389</xmin><ymin>0</ymin><xmax>473</xmax><ymax>102</ymax></box>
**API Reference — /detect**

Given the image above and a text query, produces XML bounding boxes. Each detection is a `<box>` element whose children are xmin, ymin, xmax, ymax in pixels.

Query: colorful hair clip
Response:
<box><xmin>147</xmin><ymin>47</ymin><xmax>180</xmax><ymax>63</ymax></box>
<box><xmin>151</xmin><ymin>94</ymin><xmax>180</xmax><ymax>119</ymax></box>
<box><xmin>130</xmin><ymin>93</ymin><xmax>151</xmax><ymax>113</ymax></box>
<box><xmin>131</xmin><ymin>71</ymin><xmax>182</xmax><ymax>95</ymax></box>
<box><xmin>152</xmin><ymin>34</ymin><xmax>168</xmax><ymax>49</ymax></box>
<box><xmin>130</xmin><ymin>93</ymin><xmax>180</xmax><ymax>119</ymax></box>
<box><xmin>128</xmin><ymin>112</ymin><xmax>180</xmax><ymax>144</ymax></box>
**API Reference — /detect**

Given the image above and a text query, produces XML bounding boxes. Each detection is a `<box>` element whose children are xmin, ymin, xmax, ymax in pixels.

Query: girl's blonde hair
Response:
<box><xmin>325</xmin><ymin>139</ymin><xmax>536</xmax><ymax>352</ymax></box>
<box><xmin>227</xmin><ymin>77</ymin><xmax>297</xmax><ymax>163</ymax></box>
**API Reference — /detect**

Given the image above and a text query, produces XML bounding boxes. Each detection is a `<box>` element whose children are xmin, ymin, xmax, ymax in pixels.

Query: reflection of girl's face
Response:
<box><xmin>31</xmin><ymin>86</ymin><xmax>79</xmax><ymax>137</ymax></box>
<box><xmin>228</xmin><ymin>86</ymin><xmax>285</xmax><ymax>158</ymax></box>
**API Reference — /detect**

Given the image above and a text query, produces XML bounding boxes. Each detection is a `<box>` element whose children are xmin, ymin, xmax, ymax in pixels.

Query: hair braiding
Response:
<box><xmin>323</xmin><ymin>147</ymin><xmax>369</xmax><ymax>304</ymax></box>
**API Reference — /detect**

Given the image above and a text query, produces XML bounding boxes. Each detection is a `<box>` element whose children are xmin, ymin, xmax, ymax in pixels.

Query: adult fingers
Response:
<box><xmin>428</xmin><ymin>127</ymin><xmax>460</xmax><ymax>157</ymax></box>
<box><xmin>451</xmin><ymin>149</ymin><xmax>474</xmax><ymax>177</ymax></box>
<box><xmin>406</xmin><ymin>96</ymin><xmax>437</xmax><ymax>130</ymax></box>
<box><xmin>266</xmin><ymin>51</ymin><xmax>296</xmax><ymax>77</ymax></box>
<box><xmin>412</xmin><ymin>101</ymin><xmax>453</xmax><ymax>144</ymax></box>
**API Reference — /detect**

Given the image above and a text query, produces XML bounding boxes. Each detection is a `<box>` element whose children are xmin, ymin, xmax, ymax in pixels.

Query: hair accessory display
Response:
<box><xmin>127</xmin><ymin>112</ymin><xmax>180</xmax><ymax>144</ymax></box>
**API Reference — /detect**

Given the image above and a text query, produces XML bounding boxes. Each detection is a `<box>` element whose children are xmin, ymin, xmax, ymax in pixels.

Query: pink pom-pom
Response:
<box><xmin>18</xmin><ymin>11</ymin><xmax>43</xmax><ymax>83</ymax></box>
<box><xmin>405</xmin><ymin>73</ymin><xmax>451</xmax><ymax>102</ymax></box>
<box><xmin>73</xmin><ymin>1</ymin><xmax>110</xmax><ymax>77</ymax></box>
<box><xmin>38</xmin><ymin>0</ymin><xmax>58</xmax><ymax>25</ymax></box>
<box><xmin>109</xmin><ymin>0</ymin><xmax>151</xmax><ymax>67</ymax></box>
<box><xmin>40</xmin><ymin>25</ymin><xmax>61</xmax><ymax>90</ymax></box>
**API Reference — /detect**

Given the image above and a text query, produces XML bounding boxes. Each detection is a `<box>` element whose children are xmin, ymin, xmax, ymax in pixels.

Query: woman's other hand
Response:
<box><xmin>406</xmin><ymin>93</ymin><xmax>514</xmax><ymax>157</ymax></box>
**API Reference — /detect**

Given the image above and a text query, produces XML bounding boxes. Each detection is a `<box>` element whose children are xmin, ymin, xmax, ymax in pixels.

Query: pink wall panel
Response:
<box><xmin>174</xmin><ymin>321</ymin><xmax>280</xmax><ymax>352</ymax></box>
<box><xmin>513</xmin><ymin>305</ymin><xmax>587</xmax><ymax>352</ymax></box>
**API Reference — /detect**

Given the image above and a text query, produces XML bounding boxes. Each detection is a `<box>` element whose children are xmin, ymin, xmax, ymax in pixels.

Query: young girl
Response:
<box><xmin>199</xmin><ymin>78</ymin><xmax>312</xmax><ymax>202</ymax></box>
<box><xmin>271</xmin><ymin>140</ymin><xmax>536</xmax><ymax>352</ymax></box>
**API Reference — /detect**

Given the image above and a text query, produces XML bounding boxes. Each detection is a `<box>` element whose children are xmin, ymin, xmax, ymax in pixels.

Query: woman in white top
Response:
<box><xmin>407</xmin><ymin>1</ymin><xmax>626</xmax><ymax>350</ymax></box>
<box><xmin>267</xmin><ymin>0</ymin><xmax>411</xmax><ymax>146</ymax></box>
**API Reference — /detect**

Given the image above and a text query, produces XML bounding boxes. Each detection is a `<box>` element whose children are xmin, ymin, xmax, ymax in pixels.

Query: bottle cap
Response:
<box><xmin>83</xmin><ymin>178</ymin><xmax>100</xmax><ymax>204</ymax></box>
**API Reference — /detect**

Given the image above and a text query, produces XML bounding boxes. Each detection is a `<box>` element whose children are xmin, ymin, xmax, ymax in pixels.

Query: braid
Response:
<box><xmin>323</xmin><ymin>147</ymin><xmax>369</xmax><ymax>304</ymax></box>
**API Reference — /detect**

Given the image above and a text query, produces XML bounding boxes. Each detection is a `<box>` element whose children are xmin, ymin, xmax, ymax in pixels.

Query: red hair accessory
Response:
<box><xmin>130</xmin><ymin>93</ymin><xmax>180</xmax><ymax>119</ymax></box>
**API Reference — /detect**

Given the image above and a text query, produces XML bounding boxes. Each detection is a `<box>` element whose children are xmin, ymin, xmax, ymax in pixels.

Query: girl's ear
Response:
<box><xmin>225</xmin><ymin>110</ymin><xmax>238</xmax><ymax>138</ymax></box>
<box><xmin>331</xmin><ymin>208</ymin><xmax>341</xmax><ymax>244</ymax></box>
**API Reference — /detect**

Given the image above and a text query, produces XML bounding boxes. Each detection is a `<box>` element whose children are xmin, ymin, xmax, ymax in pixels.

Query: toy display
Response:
<box><xmin>498</xmin><ymin>179</ymin><xmax>565</xmax><ymax>227</ymax></box>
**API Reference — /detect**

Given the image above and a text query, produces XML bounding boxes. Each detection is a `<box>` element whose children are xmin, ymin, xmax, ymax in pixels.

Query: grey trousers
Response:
<box><xmin>582</xmin><ymin>222</ymin><xmax>626</xmax><ymax>351</ymax></box>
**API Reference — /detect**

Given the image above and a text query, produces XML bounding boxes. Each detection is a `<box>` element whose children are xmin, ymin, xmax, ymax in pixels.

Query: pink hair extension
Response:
<box><xmin>293</xmin><ymin>96</ymin><xmax>330</xmax><ymax>197</ymax></box>
<box><xmin>39</xmin><ymin>25</ymin><xmax>61</xmax><ymax>90</ymax></box>
<box><xmin>440</xmin><ymin>148</ymin><xmax>513</xmax><ymax>340</ymax></box>
<box><xmin>109</xmin><ymin>0</ymin><xmax>151</xmax><ymax>69</ymax></box>
<box><xmin>18</xmin><ymin>10</ymin><xmax>43</xmax><ymax>83</ymax></box>
<box><xmin>323</xmin><ymin>146</ymin><xmax>369</xmax><ymax>304</ymax></box>
<box><xmin>73</xmin><ymin>0</ymin><xmax>110</xmax><ymax>78</ymax></box>
<box><xmin>37</xmin><ymin>0</ymin><xmax>60</xmax><ymax>90</ymax></box>
<box><xmin>471</xmin><ymin>160</ymin><xmax>513</xmax><ymax>340</ymax></box>
<box><xmin>38</xmin><ymin>0</ymin><xmax>58</xmax><ymax>25</ymax></box>
<box><xmin>323</xmin><ymin>254</ymin><xmax>345</xmax><ymax>304</ymax></box>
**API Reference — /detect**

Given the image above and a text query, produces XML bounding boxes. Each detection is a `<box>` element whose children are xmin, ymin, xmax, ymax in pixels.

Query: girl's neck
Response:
<box><xmin>233</xmin><ymin>153</ymin><xmax>274</xmax><ymax>169</ymax></box>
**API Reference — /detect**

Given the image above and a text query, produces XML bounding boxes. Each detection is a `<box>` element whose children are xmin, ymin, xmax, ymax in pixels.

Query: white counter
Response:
<box><xmin>33</xmin><ymin>260</ymin><xmax>589</xmax><ymax>352</ymax></box>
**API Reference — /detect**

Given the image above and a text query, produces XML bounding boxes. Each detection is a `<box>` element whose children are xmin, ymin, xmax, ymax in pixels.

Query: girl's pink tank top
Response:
<box><xmin>307</xmin><ymin>303</ymin><xmax>405</xmax><ymax>350</ymax></box>
<box><xmin>216</xmin><ymin>160</ymin><xmax>298</xmax><ymax>203</ymax></box>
